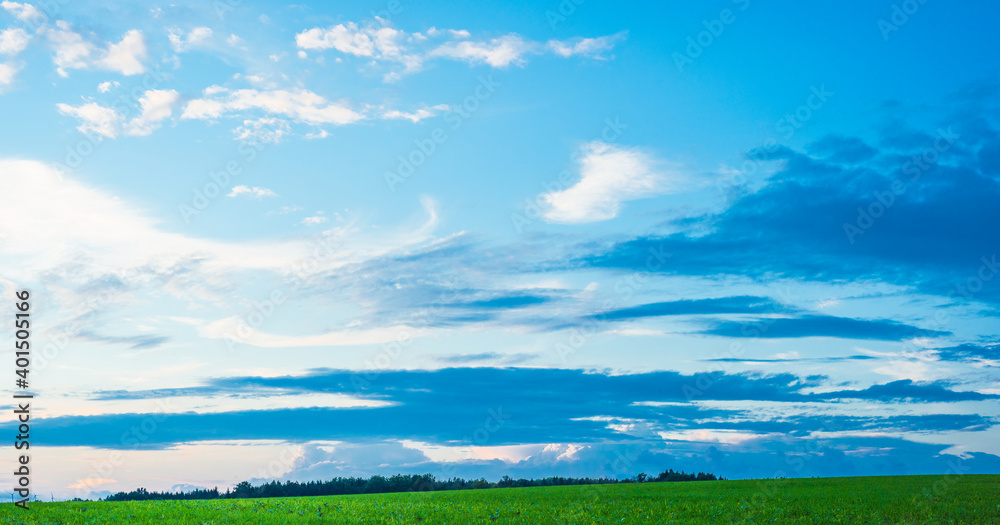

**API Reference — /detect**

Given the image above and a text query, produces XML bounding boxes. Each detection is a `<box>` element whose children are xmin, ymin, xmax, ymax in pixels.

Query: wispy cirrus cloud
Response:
<box><xmin>0</xmin><ymin>159</ymin><xmax>442</xmax><ymax>306</ymax></box>
<box><xmin>76</xmin><ymin>331</ymin><xmax>170</xmax><ymax>350</ymax></box>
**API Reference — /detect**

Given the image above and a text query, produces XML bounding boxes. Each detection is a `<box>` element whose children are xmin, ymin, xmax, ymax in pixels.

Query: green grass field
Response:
<box><xmin>1</xmin><ymin>475</ymin><xmax>997</xmax><ymax>524</ymax></box>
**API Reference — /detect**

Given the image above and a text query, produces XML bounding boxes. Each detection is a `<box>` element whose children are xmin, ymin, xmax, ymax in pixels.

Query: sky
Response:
<box><xmin>0</xmin><ymin>0</ymin><xmax>999</xmax><ymax>500</ymax></box>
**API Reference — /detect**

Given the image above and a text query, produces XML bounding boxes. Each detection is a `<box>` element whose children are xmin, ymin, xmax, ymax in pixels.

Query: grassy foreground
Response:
<box><xmin>0</xmin><ymin>475</ymin><xmax>997</xmax><ymax>524</ymax></box>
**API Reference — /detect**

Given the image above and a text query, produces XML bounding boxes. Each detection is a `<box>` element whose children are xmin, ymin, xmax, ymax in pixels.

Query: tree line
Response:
<box><xmin>102</xmin><ymin>469</ymin><xmax>720</xmax><ymax>502</ymax></box>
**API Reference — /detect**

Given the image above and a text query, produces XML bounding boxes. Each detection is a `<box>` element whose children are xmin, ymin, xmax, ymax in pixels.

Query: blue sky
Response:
<box><xmin>1</xmin><ymin>0</ymin><xmax>999</xmax><ymax>499</ymax></box>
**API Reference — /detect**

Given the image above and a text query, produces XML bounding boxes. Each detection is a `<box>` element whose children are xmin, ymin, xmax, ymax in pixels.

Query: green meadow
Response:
<box><xmin>1</xmin><ymin>475</ymin><xmax>997</xmax><ymax>524</ymax></box>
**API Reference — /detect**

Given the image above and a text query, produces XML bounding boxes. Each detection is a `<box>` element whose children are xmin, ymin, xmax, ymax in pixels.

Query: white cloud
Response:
<box><xmin>169</xmin><ymin>26</ymin><xmax>213</xmax><ymax>52</ymax></box>
<box><xmin>547</xmin><ymin>32</ymin><xmax>627</xmax><ymax>59</ymax></box>
<box><xmin>182</xmin><ymin>88</ymin><xmax>365</xmax><ymax>126</ymax></box>
<box><xmin>295</xmin><ymin>22</ymin><xmax>381</xmax><ymax>56</ymax></box>
<box><xmin>0</xmin><ymin>61</ymin><xmax>17</xmax><ymax>88</ymax></box>
<box><xmin>190</xmin><ymin>27</ymin><xmax>213</xmax><ymax>44</ymax></box>
<box><xmin>200</xmin><ymin>316</ymin><xmax>422</xmax><ymax>347</ymax></box>
<box><xmin>239</xmin><ymin>73</ymin><xmax>268</xmax><ymax>86</ymax></box>
<box><xmin>0</xmin><ymin>160</ymin><xmax>300</xmax><ymax>276</ymax></box>
<box><xmin>56</xmin><ymin>89</ymin><xmax>180</xmax><ymax>138</ymax></box>
<box><xmin>0</xmin><ymin>1</ymin><xmax>41</xmax><ymax>22</ymax></box>
<box><xmin>100</xmin><ymin>29</ymin><xmax>146</xmax><ymax>75</ymax></box>
<box><xmin>64</xmin><ymin>77</ymin><xmax>451</xmax><ymax>139</ymax></box>
<box><xmin>295</xmin><ymin>21</ymin><xmax>625</xmax><ymax>81</ymax></box>
<box><xmin>0</xmin><ymin>29</ymin><xmax>23</xmax><ymax>88</ymax></box>
<box><xmin>56</xmin><ymin>101</ymin><xmax>122</xmax><ymax>137</ymax></box>
<box><xmin>127</xmin><ymin>89</ymin><xmax>181</xmax><ymax>135</ymax></box>
<box><xmin>44</xmin><ymin>390</ymin><xmax>391</xmax><ymax>419</ymax></box>
<box><xmin>304</xmin><ymin>129</ymin><xmax>329</xmax><ymax>139</ymax></box>
<box><xmin>0</xmin><ymin>159</ymin><xmax>441</xmax><ymax>297</ymax></box>
<box><xmin>295</xmin><ymin>22</ymin><xmax>422</xmax><ymax>81</ymax></box>
<box><xmin>816</xmin><ymin>298</ymin><xmax>841</xmax><ymax>310</ymax></box>
<box><xmin>542</xmin><ymin>142</ymin><xmax>670</xmax><ymax>223</ymax></box>
<box><xmin>228</xmin><ymin>185</ymin><xmax>278</xmax><ymax>199</ymax></box>
<box><xmin>97</xmin><ymin>80</ymin><xmax>120</xmax><ymax>93</ymax></box>
<box><xmin>657</xmin><ymin>429</ymin><xmax>766</xmax><ymax>445</ymax></box>
<box><xmin>0</xmin><ymin>27</ymin><xmax>30</xmax><ymax>55</ymax></box>
<box><xmin>269</xmin><ymin>205</ymin><xmax>303</xmax><ymax>215</ymax></box>
<box><xmin>44</xmin><ymin>22</ymin><xmax>147</xmax><ymax>76</ymax></box>
<box><xmin>182</xmin><ymin>97</ymin><xmax>225</xmax><ymax>119</ymax></box>
<box><xmin>300</xmin><ymin>214</ymin><xmax>328</xmax><ymax>226</ymax></box>
<box><xmin>44</xmin><ymin>22</ymin><xmax>92</xmax><ymax>76</ymax></box>
<box><xmin>203</xmin><ymin>85</ymin><xmax>227</xmax><ymax>96</ymax></box>
<box><xmin>0</xmin><ymin>159</ymin><xmax>460</xmax><ymax>419</ymax></box>
<box><xmin>382</xmin><ymin>104</ymin><xmax>449</xmax><ymax>123</ymax></box>
<box><xmin>426</xmin><ymin>27</ymin><xmax>471</xmax><ymax>39</ymax></box>
<box><xmin>428</xmin><ymin>35</ymin><xmax>533</xmax><ymax>68</ymax></box>
<box><xmin>872</xmin><ymin>360</ymin><xmax>949</xmax><ymax>382</ymax></box>
<box><xmin>233</xmin><ymin>117</ymin><xmax>289</xmax><ymax>144</ymax></box>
